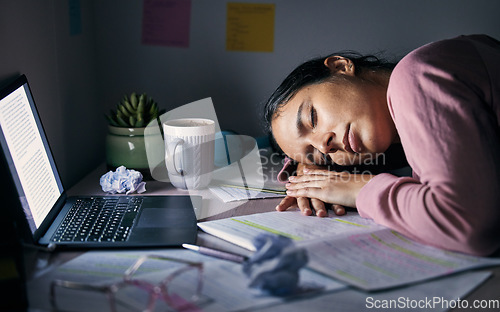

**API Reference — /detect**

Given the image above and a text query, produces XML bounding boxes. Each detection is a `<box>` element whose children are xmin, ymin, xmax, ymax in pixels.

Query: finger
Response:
<box><xmin>303</xmin><ymin>168</ymin><xmax>342</xmax><ymax>175</ymax></box>
<box><xmin>288</xmin><ymin>170</ymin><xmax>346</xmax><ymax>183</ymax></box>
<box><xmin>297</xmin><ymin>197</ymin><xmax>313</xmax><ymax>216</ymax></box>
<box><xmin>286</xmin><ymin>180</ymin><xmax>325</xmax><ymax>190</ymax></box>
<box><xmin>302</xmin><ymin>167</ymin><xmax>331</xmax><ymax>174</ymax></box>
<box><xmin>287</xmin><ymin>187</ymin><xmax>337</xmax><ymax>209</ymax></box>
<box><xmin>276</xmin><ymin>196</ymin><xmax>297</xmax><ymax>211</ymax></box>
<box><xmin>288</xmin><ymin>174</ymin><xmax>329</xmax><ymax>183</ymax></box>
<box><xmin>310</xmin><ymin>198</ymin><xmax>327</xmax><ymax>217</ymax></box>
<box><xmin>332</xmin><ymin>204</ymin><xmax>346</xmax><ymax>216</ymax></box>
<box><xmin>286</xmin><ymin>186</ymin><xmax>322</xmax><ymax>201</ymax></box>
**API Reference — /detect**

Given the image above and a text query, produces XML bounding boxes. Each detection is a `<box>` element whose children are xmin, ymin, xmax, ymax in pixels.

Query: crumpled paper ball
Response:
<box><xmin>243</xmin><ymin>233</ymin><xmax>309</xmax><ymax>296</ymax></box>
<box><xmin>100</xmin><ymin>166</ymin><xmax>146</xmax><ymax>194</ymax></box>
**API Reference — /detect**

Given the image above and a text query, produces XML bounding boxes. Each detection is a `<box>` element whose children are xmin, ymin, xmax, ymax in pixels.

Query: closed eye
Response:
<box><xmin>310</xmin><ymin>106</ymin><xmax>317</xmax><ymax>128</ymax></box>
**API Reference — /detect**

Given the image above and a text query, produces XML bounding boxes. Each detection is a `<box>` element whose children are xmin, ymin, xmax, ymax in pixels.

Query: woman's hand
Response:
<box><xmin>284</xmin><ymin>168</ymin><xmax>374</xmax><ymax>209</ymax></box>
<box><xmin>275</xmin><ymin>163</ymin><xmax>348</xmax><ymax>217</ymax></box>
<box><xmin>276</xmin><ymin>196</ymin><xmax>346</xmax><ymax>217</ymax></box>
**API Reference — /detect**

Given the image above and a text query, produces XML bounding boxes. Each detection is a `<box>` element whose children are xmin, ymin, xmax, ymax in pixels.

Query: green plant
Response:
<box><xmin>105</xmin><ymin>92</ymin><xmax>164</xmax><ymax>128</ymax></box>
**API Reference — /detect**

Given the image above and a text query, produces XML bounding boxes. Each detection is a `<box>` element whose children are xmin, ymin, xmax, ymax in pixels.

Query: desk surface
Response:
<box><xmin>68</xmin><ymin>164</ymin><xmax>282</xmax><ymax>221</ymax></box>
<box><xmin>26</xmin><ymin>164</ymin><xmax>500</xmax><ymax>311</ymax></box>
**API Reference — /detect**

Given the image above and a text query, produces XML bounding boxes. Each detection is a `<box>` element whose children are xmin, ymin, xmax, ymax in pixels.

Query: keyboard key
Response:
<box><xmin>51</xmin><ymin>197</ymin><xmax>142</xmax><ymax>243</ymax></box>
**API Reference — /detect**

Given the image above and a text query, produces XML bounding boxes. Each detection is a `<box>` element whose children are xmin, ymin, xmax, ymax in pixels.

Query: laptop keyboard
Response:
<box><xmin>51</xmin><ymin>197</ymin><xmax>143</xmax><ymax>243</ymax></box>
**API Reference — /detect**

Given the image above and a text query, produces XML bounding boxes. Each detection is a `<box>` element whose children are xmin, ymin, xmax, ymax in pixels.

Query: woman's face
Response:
<box><xmin>271</xmin><ymin>76</ymin><xmax>397</xmax><ymax>167</ymax></box>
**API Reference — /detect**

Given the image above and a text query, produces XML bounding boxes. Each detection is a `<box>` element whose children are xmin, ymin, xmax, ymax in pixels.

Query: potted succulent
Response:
<box><xmin>105</xmin><ymin>92</ymin><xmax>165</xmax><ymax>179</ymax></box>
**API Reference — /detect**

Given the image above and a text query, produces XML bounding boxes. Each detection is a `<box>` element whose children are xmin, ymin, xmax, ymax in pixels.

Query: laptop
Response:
<box><xmin>0</xmin><ymin>74</ymin><xmax>198</xmax><ymax>249</ymax></box>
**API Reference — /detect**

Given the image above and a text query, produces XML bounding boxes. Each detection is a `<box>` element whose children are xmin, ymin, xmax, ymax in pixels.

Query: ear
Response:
<box><xmin>323</xmin><ymin>56</ymin><xmax>355</xmax><ymax>76</ymax></box>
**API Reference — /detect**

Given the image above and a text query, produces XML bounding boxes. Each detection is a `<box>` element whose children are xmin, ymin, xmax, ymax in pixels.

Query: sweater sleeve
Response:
<box><xmin>357</xmin><ymin>35</ymin><xmax>500</xmax><ymax>256</ymax></box>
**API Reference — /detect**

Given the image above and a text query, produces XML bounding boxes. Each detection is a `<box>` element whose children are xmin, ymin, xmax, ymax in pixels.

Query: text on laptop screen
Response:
<box><xmin>0</xmin><ymin>83</ymin><xmax>63</xmax><ymax>229</ymax></box>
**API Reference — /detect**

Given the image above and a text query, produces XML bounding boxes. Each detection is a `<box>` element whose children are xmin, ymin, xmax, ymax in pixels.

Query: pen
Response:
<box><xmin>219</xmin><ymin>184</ymin><xmax>286</xmax><ymax>195</ymax></box>
<box><xmin>182</xmin><ymin>243</ymin><xmax>247</xmax><ymax>263</ymax></box>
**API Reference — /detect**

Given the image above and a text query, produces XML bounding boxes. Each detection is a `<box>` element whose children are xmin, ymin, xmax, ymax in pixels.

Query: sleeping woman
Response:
<box><xmin>263</xmin><ymin>34</ymin><xmax>500</xmax><ymax>256</ymax></box>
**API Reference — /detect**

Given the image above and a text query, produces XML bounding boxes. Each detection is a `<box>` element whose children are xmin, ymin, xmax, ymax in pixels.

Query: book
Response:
<box><xmin>198</xmin><ymin>210</ymin><xmax>500</xmax><ymax>291</ymax></box>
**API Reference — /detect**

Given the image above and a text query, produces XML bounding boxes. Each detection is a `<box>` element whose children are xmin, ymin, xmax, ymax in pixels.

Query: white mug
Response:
<box><xmin>163</xmin><ymin>118</ymin><xmax>215</xmax><ymax>189</ymax></box>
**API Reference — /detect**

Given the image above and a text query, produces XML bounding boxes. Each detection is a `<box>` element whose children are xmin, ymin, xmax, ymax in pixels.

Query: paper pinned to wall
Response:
<box><xmin>226</xmin><ymin>2</ymin><xmax>275</xmax><ymax>52</ymax></box>
<box><xmin>141</xmin><ymin>0</ymin><xmax>191</xmax><ymax>47</ymax></box>
<box><xmin>68</xmin><ymin>0</ymin><xmax>82</xmax><ymax>36</ymax></box>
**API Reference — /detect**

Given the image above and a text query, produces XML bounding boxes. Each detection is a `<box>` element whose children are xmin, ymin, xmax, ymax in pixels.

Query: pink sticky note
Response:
<box><xmin>141</xmin><ymin>0</ymin><xmax>191</xmax><ymax>47</ymax></box>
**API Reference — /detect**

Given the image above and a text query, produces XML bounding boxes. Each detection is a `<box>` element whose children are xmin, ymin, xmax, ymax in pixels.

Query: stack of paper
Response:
<box><xmin>209</xmin><ymin>184</ymin><xmax>285</xmax><ymax>202</ymax></box>
<box><xmin>209</xmin><ymin>141</ymin><xmax>286</xmax><ymax>202</ymax></box>
<box><xmin>198</xmin><ymin>210</ymin><xmax>500</xmax><ymax>291</ymax></box>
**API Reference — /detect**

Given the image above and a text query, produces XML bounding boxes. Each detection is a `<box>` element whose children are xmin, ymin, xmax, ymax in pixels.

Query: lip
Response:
<box><xmin>343</xmin><ymin>125</ymin><xmax>355</xmax><ymax>153</ymax></box>
<box><xmin>343</xmin><ymin>124</ymin><xmax>360</xmax><ymax>154</ymax></box>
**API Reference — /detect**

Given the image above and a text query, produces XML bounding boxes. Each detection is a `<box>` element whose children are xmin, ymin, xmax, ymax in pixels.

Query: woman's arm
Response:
<box><xmin>283</xmin><ymin>35</ymin><xmax>500</xmax><ymax>256</ymax></box>
<box><xmin>358</xmin><ymin>35</ymin><xmax>500</xmax><ymax>256</ymax></box>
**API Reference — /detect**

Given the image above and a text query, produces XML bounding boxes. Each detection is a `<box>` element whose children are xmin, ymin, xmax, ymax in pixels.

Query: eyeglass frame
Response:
<box><xmin>50</xmin><ymin>254</ymin><xmax>210</xmax><ymax>312</ymax></box>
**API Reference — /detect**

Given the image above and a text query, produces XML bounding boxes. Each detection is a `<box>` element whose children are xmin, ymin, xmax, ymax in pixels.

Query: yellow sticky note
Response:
<box><xmin>226</xmin><ymin>3</ymin><xmax>275</xmax><ymax>52</ymax></box>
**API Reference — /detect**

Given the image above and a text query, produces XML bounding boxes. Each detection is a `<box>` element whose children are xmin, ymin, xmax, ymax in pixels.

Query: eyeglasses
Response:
<box><xmin>50</xmin><ymin>254</ymin><xmax>212</xmax><ymax>312</ymax></box>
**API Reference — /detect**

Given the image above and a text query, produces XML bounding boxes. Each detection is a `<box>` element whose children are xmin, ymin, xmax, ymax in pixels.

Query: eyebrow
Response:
<box><xmin>295</xmin><ymin>101</ymin><xmax>305</xmax><ymax>135</ymax></box>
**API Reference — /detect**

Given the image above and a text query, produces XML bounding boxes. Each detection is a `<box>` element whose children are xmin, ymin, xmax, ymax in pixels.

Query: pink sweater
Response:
<box><xmin>357</xmin><ymin>35</ymin><xmax>500</xmax><ymax>256</ymax></box>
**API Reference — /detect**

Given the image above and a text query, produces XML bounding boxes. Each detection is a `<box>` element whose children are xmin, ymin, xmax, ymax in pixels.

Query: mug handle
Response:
<box><xmin>166</xmin><ymin>138</ymin><xmax>185</xmax><ymax>176</ymax></box>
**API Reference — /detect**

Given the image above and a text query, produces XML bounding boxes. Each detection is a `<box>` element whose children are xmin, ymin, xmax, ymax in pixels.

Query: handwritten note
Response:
<box><xmin>141</xmin><ymin>0</ymin><xmax>191</xmax><ymax>47</ymax></box>
<box><xmin>226</xmin><ymin>2</ymin><xmax>275</xmax><ymax>52</ymax></box>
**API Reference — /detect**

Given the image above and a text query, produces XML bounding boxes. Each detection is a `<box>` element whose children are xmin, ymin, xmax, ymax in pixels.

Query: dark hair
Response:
<box><xmin>263</xmin><ymin>51</ymin><xmax>397</xmax><ymax>141</ymax></box>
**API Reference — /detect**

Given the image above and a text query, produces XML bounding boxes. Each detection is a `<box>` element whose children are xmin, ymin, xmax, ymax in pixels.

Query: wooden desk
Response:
<box><xmin>24</xmin><ymin>165</ymin><xmax>500</xmax><ymax>311</ymax></box>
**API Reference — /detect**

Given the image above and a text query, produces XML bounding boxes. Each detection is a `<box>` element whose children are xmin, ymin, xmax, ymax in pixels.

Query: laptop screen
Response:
<box><xmin>0</xmin><ymin>75</ymin><xmax>64</xmax><ymax>234</ymax></box>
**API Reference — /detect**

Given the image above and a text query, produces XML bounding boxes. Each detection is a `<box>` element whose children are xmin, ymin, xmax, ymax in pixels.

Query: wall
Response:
<box><xmin>0</xmin><ymin>0</ymin><xmax>101</xmax><ymax>187</ymax></box>
<box><xmin>93</xmin><ymin>0</ymin><xmax>500</xmax><ymax>139</ymax></box>
<box><xmin>1</xmin><ymin>0</ymin><xmax>499</xmax><ymax>186</ymax></box>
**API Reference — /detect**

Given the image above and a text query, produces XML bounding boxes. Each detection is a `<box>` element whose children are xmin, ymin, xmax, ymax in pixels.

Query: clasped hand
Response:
<box><xmin>276</xmin><ymin>165</ymin><xmax>374</xmax><ymax>217</ymax></box>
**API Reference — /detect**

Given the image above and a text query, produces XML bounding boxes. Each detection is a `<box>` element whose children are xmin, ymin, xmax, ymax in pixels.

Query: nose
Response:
<box><xmin>312</xmin><ymin>131</ymin><xmax>339</xmax><ymax>154</ymax></box>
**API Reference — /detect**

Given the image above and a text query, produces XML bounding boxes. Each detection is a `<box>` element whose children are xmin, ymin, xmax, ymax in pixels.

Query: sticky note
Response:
<box><xmin>141</xmin><ymin>0</ymin><xmax>191</xmax><ymax>47</ymax></box>
<box><xmin>226</xmin><ymin>3</ymin><xmax>275</xmax><ymax>52</ymax></box>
